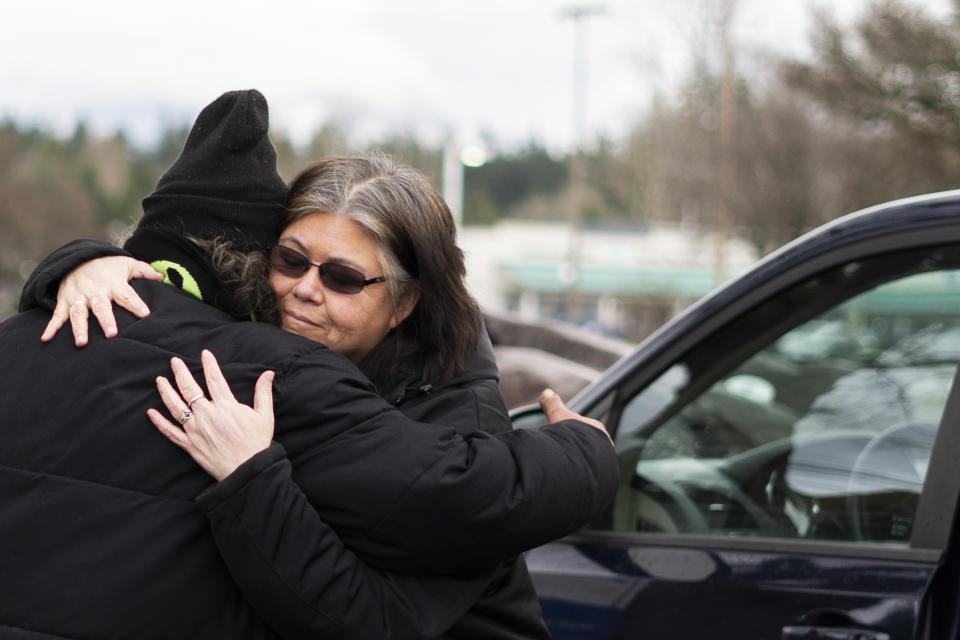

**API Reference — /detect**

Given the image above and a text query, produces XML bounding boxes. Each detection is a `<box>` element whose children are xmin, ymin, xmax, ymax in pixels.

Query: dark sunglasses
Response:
<box><xmin>269</xmin><ymin>245</ymin><xmax>387</xmax><ymax>294</ymax></box>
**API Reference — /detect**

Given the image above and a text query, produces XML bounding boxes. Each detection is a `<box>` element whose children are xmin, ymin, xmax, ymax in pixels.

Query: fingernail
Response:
<box><xmin>541</xmin><ymin>388</ymin><xmax>556</xmax><ymax>399</ymax></box>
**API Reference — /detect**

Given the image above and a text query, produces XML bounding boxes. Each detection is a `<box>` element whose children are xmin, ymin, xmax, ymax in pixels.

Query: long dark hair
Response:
<box><xmin>284</xmin><ymin>154</ymin><xmax>482</xmax><ymax>385</ymax></box>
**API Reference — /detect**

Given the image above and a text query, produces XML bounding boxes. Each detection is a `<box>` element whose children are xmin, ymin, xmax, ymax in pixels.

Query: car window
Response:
<box><xmin>602</xmin><ymin>260</ymin><xmax>960</xmax><ymax>546</ymax></box>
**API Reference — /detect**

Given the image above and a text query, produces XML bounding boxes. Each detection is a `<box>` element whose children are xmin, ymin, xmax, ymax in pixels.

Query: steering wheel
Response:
<box><xmin>613</xmin><ymin>446</ymin><xmax>710</xmax><ymax>534</ymax></box>
<box><xmin>846</xmin><ymin>422</ymin><xmax>937</xmax><ymax>541</ymax></box>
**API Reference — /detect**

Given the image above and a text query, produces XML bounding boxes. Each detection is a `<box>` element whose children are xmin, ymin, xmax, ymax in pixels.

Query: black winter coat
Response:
<box><xmin>198</xmin><ymin>325</ymin><xmax>553</xmax><ymax>639</ymax></box>
<box><xmin>1</xmin><ymin>243</ymin><xmax>618</xmax><ymax>639</ymax></box>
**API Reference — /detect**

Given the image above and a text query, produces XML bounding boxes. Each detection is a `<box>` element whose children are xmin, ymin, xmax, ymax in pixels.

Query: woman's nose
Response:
<box><xmin>291</xmin><ymin>271</ymin><xmax>325</xmax><ymax>302</ymax></box>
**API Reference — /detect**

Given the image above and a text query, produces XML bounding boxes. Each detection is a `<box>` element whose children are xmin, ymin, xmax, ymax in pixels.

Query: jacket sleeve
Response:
<box><xmin>19</xmin><ymin>239</ymin><xmax>129</xmax><ymax>311</ymax></box>
<box><xmin>266</xmin><ymin>344</ymin><xmax>620</xmax><ymax>577</ymax></box>
<box><xmin>364</xmin><ymin>418</ymin><xmax>618</xmax><ymax>575</ymax></box>
<box><xmin>197</xmin><ymin>443</ymin><xmax>489</xmax><ymax>640</ymax></box>
<box><xmin>209</xmin><ymin>357</ymin><xmax>618</xmax><ymax>576</ymax></box>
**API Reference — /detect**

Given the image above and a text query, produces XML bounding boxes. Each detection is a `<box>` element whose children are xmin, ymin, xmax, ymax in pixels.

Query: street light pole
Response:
<box><xmin>561</xmin><ymin>4</ymin><xmax>606</xmax><ymax>152</ymax></box>
<box><xmin>560</xmin><ymin>4</ymin><xmax>606</xmax><ymax>325</ymax></box>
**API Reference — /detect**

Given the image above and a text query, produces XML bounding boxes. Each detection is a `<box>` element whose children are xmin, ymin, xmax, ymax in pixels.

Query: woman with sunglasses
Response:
<box><xmin>33</xmin><ymin>153</ymin><xmax>593</xmax><ymax>639</ymax></box>
<box><xmin>266</xmin><ymin>158</ymin><xmax>432</xmax><ymax>373</ymax></box>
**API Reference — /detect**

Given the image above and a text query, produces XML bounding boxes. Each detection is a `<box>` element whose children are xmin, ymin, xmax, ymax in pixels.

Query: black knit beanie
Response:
<box><xmin>123</xmin><ymin>89</ymin><xmax>287</xmax><ymax>310</ymax></box>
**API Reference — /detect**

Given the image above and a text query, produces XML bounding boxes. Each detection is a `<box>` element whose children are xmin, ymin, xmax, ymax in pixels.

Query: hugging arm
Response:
<box><xmin>20</xmin><ymin>239</ymin><xmax>125</xmax><ymax>312</ymax></box>
<box><xmin>185</xmin><ymin>352</ymin><xmax>618</xmax><ymax>577</ymax></box>
<box><xmin>143</xmin><ymin>344</ymin><xmax>614</xmax><ymax>637</ymax></box>
<box><xmin>150</xmin><ymin>347</ymin><xmax>617</xmax><ymax>576</ymax></box>
<box><xmin>20</xmin><ymin>239</ymin><xmax>161</xmax><ymax>346</ymax></box>
<box><xmin>365</xmin><ymin>417</ymin><xmax>616</xmax><ymax>573</ymax></box>
<box><xmin>184</xmin><ymin>363</ymin><xmax>610</xmax><ymax>639</ymax></box>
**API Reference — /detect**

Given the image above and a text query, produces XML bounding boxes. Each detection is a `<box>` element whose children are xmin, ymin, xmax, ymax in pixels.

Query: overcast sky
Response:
<box><xmin>0</xmin><ymin>0</ymin><xmax>950</xmax><ymax>153</ymax></box>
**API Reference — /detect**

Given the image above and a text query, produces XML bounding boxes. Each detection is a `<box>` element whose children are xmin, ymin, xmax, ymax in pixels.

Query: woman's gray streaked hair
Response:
<box><xmin>284</xmin><ymin>157</ymin><xmax>418</xmax><ymax>305</ymax></box>
<box><xmin>284</xmin><ymin>154</ymin><xmax>482</xmax><ymax>386</ymax></box>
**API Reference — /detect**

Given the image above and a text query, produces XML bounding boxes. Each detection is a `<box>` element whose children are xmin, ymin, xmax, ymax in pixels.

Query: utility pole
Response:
<box><xmin>715</xmin><ymin>0</ymin><xmax>737</xmax><ymax>286</ymax></box>
<box><xmin>560</xmin><ymin>4</ymin><xmax>606</xmax><ymax>325</ymax></box>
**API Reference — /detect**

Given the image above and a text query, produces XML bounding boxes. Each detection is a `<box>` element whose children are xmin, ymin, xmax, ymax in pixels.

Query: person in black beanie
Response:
<box><xmin>124</xmin><ymin>88</ymin><xmax>287</xmax><ymax>310</ymax></box>
<box><xmin>7</xmin><ymin>89</ymin><xmax>618</xmax><ymax>639</ymax></box>
<box><xmin>31</xmin><ymin>89</ymin><xmax>288</xmax><ymax>334</ymax></box>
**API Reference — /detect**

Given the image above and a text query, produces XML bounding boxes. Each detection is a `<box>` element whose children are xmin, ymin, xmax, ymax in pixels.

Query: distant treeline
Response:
<box><xmin>3</xmin><ymin>0</ymin><xmax>960</xmax><ymax>316</ymax></box>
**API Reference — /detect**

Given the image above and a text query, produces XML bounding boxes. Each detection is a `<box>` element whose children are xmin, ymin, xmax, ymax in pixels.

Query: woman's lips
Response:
<box><xmin>283</xmin><ymin>309</ymin><xmax>321</xmax><ymax>328</ymax></box>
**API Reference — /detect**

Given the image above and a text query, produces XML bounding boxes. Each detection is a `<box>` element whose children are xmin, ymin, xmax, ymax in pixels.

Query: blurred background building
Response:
<box><xmin>461</xmin><ymin>219</ymin><xmax>757</xmax><ymax>339</ymax></box>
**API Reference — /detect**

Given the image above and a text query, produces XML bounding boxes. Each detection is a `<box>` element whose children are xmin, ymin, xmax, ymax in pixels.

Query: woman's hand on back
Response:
<box><xmin>42</xmin><ymin>256</ymin><xmax>164</xmax><ymax>346</ymax></box>
<box><xmin>148</xmin><ymin>349</ymin><xmax>276</xmax><ymax>482</ymax></box>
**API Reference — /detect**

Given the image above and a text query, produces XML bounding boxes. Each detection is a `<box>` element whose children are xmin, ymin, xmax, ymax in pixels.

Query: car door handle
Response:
<box><xmin>782</xmin><ymin>626</ymin><xmax>890</xmax><ymax>640</ymax></box>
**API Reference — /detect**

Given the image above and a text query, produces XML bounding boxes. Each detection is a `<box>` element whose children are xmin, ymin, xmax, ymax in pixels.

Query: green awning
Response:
<box><xmin>857</xmin><ymin>271</ymin><xmax>960</xmax><ymax>314</ymax></box>
<box><xmin>497</xmin><ymin>262</ymin><xmax>716</xmax><ymax>298</ymax></box>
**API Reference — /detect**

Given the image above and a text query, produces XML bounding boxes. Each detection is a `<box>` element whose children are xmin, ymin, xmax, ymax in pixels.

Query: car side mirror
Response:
<box><xmin>510</xmin><ymin>404</ymin><xmax>548</xmax><ymax>430</ymax></box>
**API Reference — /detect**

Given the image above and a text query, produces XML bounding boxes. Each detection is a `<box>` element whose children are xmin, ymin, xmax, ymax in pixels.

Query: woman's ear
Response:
<box><xmin>389</xmin><ymin>282</ymin><xmax>420</xmax><ymax>329</ymax></box>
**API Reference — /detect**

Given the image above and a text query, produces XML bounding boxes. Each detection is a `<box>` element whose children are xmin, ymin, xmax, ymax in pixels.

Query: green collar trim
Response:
<box><xmin>150</xmin><ymin>259</ymin><xmax>203</xmax><ymax>301</ymax></box>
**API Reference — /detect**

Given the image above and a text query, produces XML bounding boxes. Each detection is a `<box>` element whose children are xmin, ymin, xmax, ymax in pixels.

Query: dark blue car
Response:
<box><xmin>514</xmin><ymin>191</ymin><xmax>960</xmax><ymax>639</ymax></box>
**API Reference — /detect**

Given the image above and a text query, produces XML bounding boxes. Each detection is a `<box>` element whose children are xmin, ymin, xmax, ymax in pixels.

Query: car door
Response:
<box><xmin>521</xmin><ymin>198</ymin><xmax>960</xmax><ymax>640</ymax></box>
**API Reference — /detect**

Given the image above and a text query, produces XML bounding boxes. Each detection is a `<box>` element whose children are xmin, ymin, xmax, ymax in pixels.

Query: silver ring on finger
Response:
<box><xmin>186</xmin><ymin>393</ymin><xmax>205</xmax><ymax>409</ymax></box>
<box><xmin>69</xmin><ymin>300</ymin><xmax>86</xmax><ymax>307</ymax></box>
<box><xmin>178</xmin><ymin>408</ymin><xmax>194</xmax><ymax>425</ymax></box>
